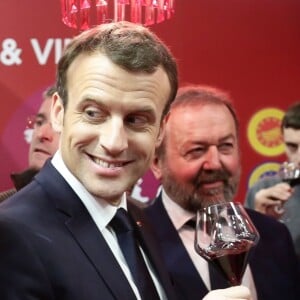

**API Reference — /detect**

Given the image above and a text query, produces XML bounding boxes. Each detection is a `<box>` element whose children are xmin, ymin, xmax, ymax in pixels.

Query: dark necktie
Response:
<box><xmin>110</xmin><ymin>208</ymin><xmax>160</xmax><ymax>300</ymax></box>
<box><xmin>185</xmin><ymin>219</ymin><xmax>229</xmax><ymax>290</ymax></box>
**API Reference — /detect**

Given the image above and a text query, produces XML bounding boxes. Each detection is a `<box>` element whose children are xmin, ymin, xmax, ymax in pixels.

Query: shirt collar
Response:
<box><xmin>51</xmin><ymin>151</ymin><xmax>127</xmax><ymax>231</ymax></box>
<box><xmin>161</xmin><ymin>188</ymin><xmax>195</xmax><ymax>230</ymax></box>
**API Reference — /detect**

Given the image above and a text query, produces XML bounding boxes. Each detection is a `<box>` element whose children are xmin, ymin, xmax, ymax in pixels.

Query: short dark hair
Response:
<box><xmin>56</xmin><ymin>21</ymin><xmax>178</xmax><ymax>118</ymax></box>
<box><xmin>43</xmin><ymin>85</ymin><xmax>56</xmax><ymax>99</ymax></box>
<box><xmin>171</xmin><ymin>85</ymin><xmax>239</xmax><ymax>132</ymax></box>
<box><xmin>281</xmin><ymin>102</ymin><xmax>300</xmax><ymax>130</ymax></box>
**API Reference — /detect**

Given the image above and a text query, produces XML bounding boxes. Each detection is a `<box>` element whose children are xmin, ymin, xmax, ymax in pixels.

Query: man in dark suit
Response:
<box><xmin>144</xmin><ymin>85</ymin><xmax>300</xmax><ymax>300</ymax></box>
<box><xmin>0</xmin><ymin>21</ymin><xmax>179</xmax><ymax>300</ymax></box>
<box><xmin>0</xmin><ymin>85</ymin><xmax>59</xmax><ymax>202</ymax></box>
<box><xmin>0</xmin><ymin>22</ymin><xmax>253</xmax><ymax>300</ymax></box>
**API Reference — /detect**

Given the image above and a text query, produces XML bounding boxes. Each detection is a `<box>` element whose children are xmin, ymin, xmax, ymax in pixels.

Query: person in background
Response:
<box><xmin>0</xmin><ymin>22</ymin><xmax>250</xmax><ymax>300</ymax></box>
<box><xmin>245</xmin><ymin>102</ymin><xmax>300</xmax><ymax>261</ymax></box>
<box><xmin>0</xmin><ymin>86</ymin><xmax>59</xmax><ymax>202</ymax></box>
<box><xmin>144</xmin><ymin>85</ymin><xmax>300</xmax><ymax>300</ymax></box>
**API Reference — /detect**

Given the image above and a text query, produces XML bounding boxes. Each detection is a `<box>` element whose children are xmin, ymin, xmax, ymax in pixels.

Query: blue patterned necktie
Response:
<box><xmin>110</xmin><ymin>208</ymin><xmax>160</xmax><ymax>300</ymax></box>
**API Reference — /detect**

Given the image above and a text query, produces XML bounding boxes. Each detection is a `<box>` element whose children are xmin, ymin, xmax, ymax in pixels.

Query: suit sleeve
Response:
<box><xmin>0</xmin><ymin>217</ymin><xmax>54</xmax><ymax>299</ymax></box>
<box><xmin>244</xmin><ymin>177</ymin><xmax>280</xmax><ymax>208</ymax></box>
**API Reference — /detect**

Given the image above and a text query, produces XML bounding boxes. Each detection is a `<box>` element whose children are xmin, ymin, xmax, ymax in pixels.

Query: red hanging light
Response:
<box><xmin>60</xmin><ymin>0</ymin><xmax>175</xmax><ymax>30</ymax></box>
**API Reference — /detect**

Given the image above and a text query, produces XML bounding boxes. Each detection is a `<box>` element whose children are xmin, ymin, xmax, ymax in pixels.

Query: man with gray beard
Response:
<box><xmin>144</xmin><ymin>85</ymin><xmax>300</xmax><ymax>300</ymax></box>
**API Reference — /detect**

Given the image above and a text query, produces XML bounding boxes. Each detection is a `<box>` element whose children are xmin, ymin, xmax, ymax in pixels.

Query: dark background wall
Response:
<box><xmin>1</xmin><ymin>0</ymin><xmax>299</xmax><ymax>202</ymax></box>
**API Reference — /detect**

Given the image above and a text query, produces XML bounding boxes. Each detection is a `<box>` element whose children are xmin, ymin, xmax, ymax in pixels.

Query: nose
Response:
<box><xmin>202</xmin><ymin>146</ymin><xmax>222</xmax><ymax>170</ymax></box>
<box><xmin>36</xmin><ymin>122</ymin><xmax>54</xmax><ymax>142</ymax></box>
<box><xmin>100</xmin><ymin>117</ymin><xmax>128</xmax><ymax>156</ymax></box>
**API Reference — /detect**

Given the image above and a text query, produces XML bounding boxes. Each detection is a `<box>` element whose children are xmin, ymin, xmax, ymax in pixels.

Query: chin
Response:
<box><xmin>89</xmin><ymin>182</ymin><xmax>124</xmax><ymax>201</ymax></box>
<box><xmin>29</xmin><ymin>162</ymin><xmax>43</xmax><ymax>170</ymax></box>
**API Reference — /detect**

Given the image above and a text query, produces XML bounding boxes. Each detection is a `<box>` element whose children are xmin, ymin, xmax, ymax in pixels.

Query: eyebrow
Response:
<box><xmin>218</xmin><ymin>134</ymin><xmax>236</xmax><ymax>143</ymax></box>
<box><xmin>36</xmin><ymin>113</ymin><xmax>46</xmax><ymax>119</ymax></box>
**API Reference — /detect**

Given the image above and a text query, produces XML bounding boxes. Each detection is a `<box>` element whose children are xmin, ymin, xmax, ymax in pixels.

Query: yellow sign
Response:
<box><xmin>248</xmin><ymin>162</ymin><xmax>281</xmax><ymax>188</ymax></box>
<box><xmin>247</xmin><ymin>108</ymin><xmax>284</xmax><ymax>156</ymax></box>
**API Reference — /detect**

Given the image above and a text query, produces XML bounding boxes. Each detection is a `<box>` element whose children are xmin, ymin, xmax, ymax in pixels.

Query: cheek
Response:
<box><xmin>286</xmin><ymin>149</ymin><xmax>294</xmax><ymax>158</ymax></box>
<box><xmin>53</xmin><ymin>134</ymin><xmax>60</xmax><ymax>146</ymax></box>
<box><xmin>131</xmin><ymin>131</ymin><xmax>157</xmax><ymax>153</ymax></box>
<box><xmin>284</xmin><ymin>147</ymin><xmax>291</xmax><ymax>158</ymax></box>
<box><xmin>289</xmin><ymin>153</ymin><xmax>299</xmax><ymax>164</ymax></box>
<box><xmin>66</xmin><ymin>121</ymin><xmax>95</xmax><ymax>142</ymax></box>
<box><xmin>223</xmin><ymin>155</ymin><xmax>240</xmax><ymax>175</ymax></box>
<box><xmin>168</xmin><ymin>158</ymin><xmax>200</xmax><ymax>182</ymax></box>
<box><xmin>29</xmin><ymin>131</ymin><xmax>40</xmax><ymax>147</ymax></box>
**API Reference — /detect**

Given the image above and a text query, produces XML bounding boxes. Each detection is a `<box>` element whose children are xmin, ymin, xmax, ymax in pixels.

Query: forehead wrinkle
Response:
<box><xmin>166</xmin><ymin>108</ymin><xmax>237</xmax><ymax>147</ymax></box>
<box><xmin>72</xmin><ymin>70</ymin><xmax>164</xmax><ymax>101</ymax></box>
<box><xmin>219</xmin><ymin>133</ymin><xmax>236</xmax><ymax>143</ymax></box>
<box><xmin>69</xmin><ymin>55</ymin><xmax>163</xmax><ymax>91</ymax></box>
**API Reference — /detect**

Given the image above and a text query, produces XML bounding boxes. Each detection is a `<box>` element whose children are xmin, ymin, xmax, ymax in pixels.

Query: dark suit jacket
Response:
<box><xmin>0</xmin><ymin>168</ymin><xmax>38</xmax><ymax>203</ymax></box>
<box><xmin>0</xmin><ymin>162</ymin><xmax>176</xmax><ymax>300</ymax></box>
<box><xmin>144</xmin><ymin>194</ymin><xmax>300</xmax><ymax>300</ymax></box>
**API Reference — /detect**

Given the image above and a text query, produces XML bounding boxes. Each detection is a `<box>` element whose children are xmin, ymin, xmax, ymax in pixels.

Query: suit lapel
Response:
<box><xmin>65</xmin><ymin>211</ymin><xmax>137</xmax><ymax>300</ymax></box>
<box><xmin>127</xmin><ymin>200</ymin><xmax>177</xmax><ymax>300</ymax></box>
<box><xmin>145</xmin><ymin>195</ymin><xmax>209</xmax><ymax>299</ymax></box>
<box><xmin>246</xmin><ymin>209</ymin><xmax>272</xmax><ymax>300</ymax></box>
<box><xmin>35</xmin><ymin>162</ymin><xmax>137</xmax><ymax>300</ymax></box>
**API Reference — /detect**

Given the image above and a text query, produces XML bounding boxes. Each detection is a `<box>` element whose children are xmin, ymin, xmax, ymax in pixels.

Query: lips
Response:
<box><xmin>94</xmin><ymin>158</ymin><xmax>124</xmax><ymax>168</ymax></box>
<box><xmin>34</xmin><ymin>148</ymin><xmax>51</xmax><ymax>156</ymax></box>
<box><xmin>89</xmin><ymin>154</ymin><xmax>131</xmax><ymax>169</ymax></box>
<box><xmin>200</xmin><ymin>181</ymin><xmax>224</xmax><ymax>192</ymax></box>
<box><xmin>201</xmin><ymin>181</ymin><xmax>223</xmax><ymax>187</ymax></box>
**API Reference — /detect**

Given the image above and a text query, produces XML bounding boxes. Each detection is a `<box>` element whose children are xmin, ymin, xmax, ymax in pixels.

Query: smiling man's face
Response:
<box><xmin>52</xmin><ymin>52</ymin><xmax>171</xmax><ymax>205</ymax></box>
<box><xmin>156</xmin><ymin>102</ymin><xmax>241</xmax><ymax>212</ymax></box>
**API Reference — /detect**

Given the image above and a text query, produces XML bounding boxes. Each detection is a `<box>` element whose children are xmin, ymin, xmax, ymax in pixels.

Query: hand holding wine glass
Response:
<box><xmin>278</xmin><ymin>161</ymin><xmax>300</xmax><ymax>186</ymax></box>
<box><xmin>195</xmin><ymin>202</ymin><xmax>259</xmax><ymax>286</ymax></box>
<box><xmin>272</xmin><ymin>162</ymin><xmax>300</xmax><ymax>218</ymax></box>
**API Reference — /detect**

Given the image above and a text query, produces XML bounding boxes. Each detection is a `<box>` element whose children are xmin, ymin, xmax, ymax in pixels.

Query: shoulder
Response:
<box><xmin>0</xmin><ymin>188</ymin><xmax>17</xmax><ymax>203</ymax></box>
<box><xmin>127</xmin><ymin>196</ymin><xmax>149</xmax><ymax>209</ymax></box>
<box><xmin>127</xmin><ymin>196</ymin><xmax>152</xmax><ymax>224</ymax></box>
<box><xmin>0</xmin><ymin>176</ymin><xmax>57</xmax><ymax>231</ymax></box>
<box><xmin>246</xmin><ymin>208</ymin><xmax>291</xmax><ymax>237</ymax></box>
<box><xmin>128</xmin><ymin>195</ymin><xmax>161</xmax><ymax>215</ymax></box>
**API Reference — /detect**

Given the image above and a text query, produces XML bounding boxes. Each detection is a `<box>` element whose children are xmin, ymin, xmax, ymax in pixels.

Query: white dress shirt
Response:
<box><xmin>161</xmin><ymin>188</ymin><xmax>257</xmax><ymax>299</ymax></box>
<box><xmin>51</xmin><ymin>151</ymin><xmax>166</xmax><ymax>300</ymax></box>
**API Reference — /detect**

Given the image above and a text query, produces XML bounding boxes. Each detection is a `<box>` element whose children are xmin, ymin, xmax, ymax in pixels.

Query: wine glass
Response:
<box><xmin>278</xmin><ymin>162</ymin><xmax>300</xmax><ymax>187</ymax></box>
<box><xmin>194</xmin><ymin>202</ymin><xmax>260</xmax><ymax>286</ymax></box>
<box><xmin>273</xmin><ymin>162</ymin><xmax>300</xmax><ymax>219</ymax></box>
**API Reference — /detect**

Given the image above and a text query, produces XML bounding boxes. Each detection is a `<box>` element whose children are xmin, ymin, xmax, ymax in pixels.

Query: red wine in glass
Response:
<box><xmin>282</xmin><ymin>177</ymin><xmax>300</xmax><ymax>187</ymax></box>
<box><xmin>279</xmin><ymin>162</ymin><xmax>300</xmax><ymax>187</ymax></box>
<box><xmin>274</xmin><ymin>162</ymin><xmax>300</xmax><ymax>216</ymax></box>
<box><xmin>204</xmin><ymin>239</ymin><xmax>254</xmax><ymax>286</ymax></box>
<box><xmin>195</xmin><ymin>202</ymin><xmax>259</xmax><ymax>286</ymax></box>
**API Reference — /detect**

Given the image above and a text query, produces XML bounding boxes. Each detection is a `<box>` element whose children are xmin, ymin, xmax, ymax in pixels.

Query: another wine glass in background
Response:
<box><xmin>195</xmin><ymin>202</ymin><xmax>260</xmax><ymax>286</ymax></box>
<box><xmin>273</xmin><ymin>162</ymin><xmax>300</xmax><ymax>222</ymax></box>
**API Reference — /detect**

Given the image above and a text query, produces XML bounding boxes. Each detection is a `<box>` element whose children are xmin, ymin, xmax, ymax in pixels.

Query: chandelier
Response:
<box><xmin>60</xmin><ymin>0</ymin><xmax>175</xmax><ymax>30</ymax></box>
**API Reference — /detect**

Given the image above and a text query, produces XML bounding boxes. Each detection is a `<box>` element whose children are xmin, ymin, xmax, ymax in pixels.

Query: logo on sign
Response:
<box><xmin>247</xmin><ymin>108</ymin><xmax>284</xmax><ymax>156</ymax></box>
<box><xmin>247</xmin><ymin>162</ymin><xmax>281</xmax><ymax>188</ymax></box>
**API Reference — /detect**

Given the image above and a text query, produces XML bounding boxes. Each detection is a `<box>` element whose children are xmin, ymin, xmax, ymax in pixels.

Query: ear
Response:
<box><xmin>152</xmin><ymin>116</ymin><xmax>168</xmax><ymax>181</ymax></box>
<box><xmin>150</xmin><ymin>154</ymin><xmax>163</xmax><ymax>181</ymax></box>
<box><xmin>155</xmin><ymin>115</ymin><xmax>167</xmax><ymax>148</ymax></box>
<box><xmin>51</xmin><ymin>92</ymin><xmax>64</xmax><ymax>133</ymax></box>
